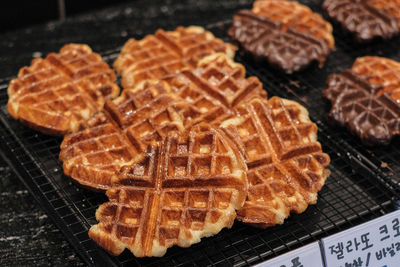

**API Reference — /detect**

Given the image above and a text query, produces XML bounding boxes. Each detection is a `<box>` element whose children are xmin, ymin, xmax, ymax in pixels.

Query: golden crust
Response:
<box><xmin>89</xmin><ymin>124</ymin><xmax>248</xmax><ymax>257</ymax></box>
<box><xmin>60</xmin><ymin>81</ymin><xmax>187</xmax><ymax>190</ymax></box>
<box><xmin>7</xmin><ymin>44</ymin><xmax>119</xmax><ymax>135</ymax></box>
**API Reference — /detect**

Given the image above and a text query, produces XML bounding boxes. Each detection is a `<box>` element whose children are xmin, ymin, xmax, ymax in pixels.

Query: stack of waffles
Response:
<box><xmin>8</xmin><ymin>25</ymin><xmax>330</xmax><ymax>257</ymax></box>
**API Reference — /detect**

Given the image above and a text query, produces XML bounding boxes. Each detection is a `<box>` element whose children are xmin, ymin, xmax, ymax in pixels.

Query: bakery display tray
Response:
<box><xmin>1</xmin><ymin>0</ymin><xmax>400</xmax><ymax>266</ymax></box>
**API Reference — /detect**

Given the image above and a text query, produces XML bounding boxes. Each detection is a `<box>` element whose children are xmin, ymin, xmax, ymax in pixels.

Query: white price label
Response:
<box><xmin>255</xmin><ymin>241</ymin><xmax>324</xmax><ymax>267</ymax></box>
<box><xmin>322</xmin><ymin>209</ymin><xmax>400</xmax><ymax>267</ymax></box>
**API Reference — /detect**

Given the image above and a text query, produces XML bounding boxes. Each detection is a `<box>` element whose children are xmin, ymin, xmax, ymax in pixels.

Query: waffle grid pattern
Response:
<box><xmin>352</xmin><ymin>56</ymin><xmax>400</xmax><ymax>100</ymax></box>
<box><xmin>114</xmin><ymin>26</ymin><xmax>235</xmax><ymax>89</ymax></box>
<box><xmin>163</xmin><ymin>53</ymin><xmax>266</xmax><ymax>126</ymax></box>
<box><xmin>60</xmin><ymin>82</ymin><xmax>186</xmax><ymax>189</ymax></box>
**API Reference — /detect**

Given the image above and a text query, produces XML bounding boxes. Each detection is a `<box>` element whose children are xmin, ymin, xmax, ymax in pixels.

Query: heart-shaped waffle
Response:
<box><xmin>8</xmin><ymin>44</ymin><xmax>120</xmax><ymax>135</ymax></box>
<box><xmin>89</xmin><ymin>124</ymin><xmax>248</xmax><ymax>257</ymax></box>
<box><xmin>220</xmin><ymin>97</ymin><xmax>330</xmax><ymax>227</ymax></box>
<box><xmin>114</xmin><ymin>26</ymin><xmax>236</xmax><ymax>88</ymax></box>
<box><xmin>228</xmin><ymin>0</ymin><xmax>334</xmax><ymax>73</ymax></box>
<box><xmin>323</xmin><ymin>57</ymin><xmax>400</xmax><ymax>145</ymax></box>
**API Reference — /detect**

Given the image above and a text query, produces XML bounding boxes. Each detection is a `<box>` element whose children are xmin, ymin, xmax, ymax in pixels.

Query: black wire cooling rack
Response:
<box><xmin>1</xmin><ymin>0</ymin><xmax>400</xmax><ymax>266</ymax></box>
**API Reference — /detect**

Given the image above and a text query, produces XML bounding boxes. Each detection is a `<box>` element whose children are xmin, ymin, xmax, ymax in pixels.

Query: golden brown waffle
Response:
<box><xmin>60</xmin><ymin>81</ymin><xmax>188</xmax><ymax>190</ymax></box>
<box><xmin>162</xmin><ymin>53</ymin><xmax>267</xmax><ymax>126</ymax></box>
<box><xmin>253</xmin><ymin>0</ymin><xmax>334</xmax><ymax>49</ymax></box>
<box><xmin>8</xmin><ymin>44</ymin><xmax>120</xmax><ymax>135</ymax></box>
<box><xmin>114</xmin><ymin>26</ymin><xmax>236</xmax><ymax>89</ymax></box>
<box><xmin>220</xmin><ymin>97</ymin><xmax>330</xmax><ymax>227</ymax></box>
<box><xmin>352</xmin><ymin>56</ymin><xmax>400</xmax><ymax>102</ymax></box>
<box><xmin>89</xmin><ymin>124</ymin><xmax>248</xmax><ymax>257</ymax></box>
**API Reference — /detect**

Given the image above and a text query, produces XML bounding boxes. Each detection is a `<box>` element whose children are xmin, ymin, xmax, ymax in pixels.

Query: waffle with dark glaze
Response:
<box><xmin>323</xmin><ymin>0</ymin><xmax>400</xmax><ymax>42</ymax></box>
<box><xmin>228</xmin><ymin>0</ymin><xmax>334</xmax><ymax>73</ymax></box>
<box><xmin>324</xmin><ymin>61</ymin><xmax>400</xmax><ymax>145</ymax></box>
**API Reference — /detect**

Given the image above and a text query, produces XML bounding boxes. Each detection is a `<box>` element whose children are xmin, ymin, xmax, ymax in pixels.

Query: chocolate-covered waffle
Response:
<box><xmin>323</xmin><ymin>56</ymin><xmax>400</xmax><ymax>145</ymax></box>
<box><xmin>89</xmin><ymin>124</ymin><xmax>248</xmax><ymax>257</ymax></box>
<box><xmin>7</xmin><ymin>44</ymin><xmax>120</xmax><ymax>135</ymax></box>
<box><xmin>323</xmin><ymin>0</ymin><xmax>400</xmax><ymax>42</ymax></box>
<box><xmin>220</xmin><ymin>97</ymin><xmax>330</xmax><ymax>228</ymax></box>
<box><xmin>114</xmin><ymin>26</ymin><xmax>236</xmax><ymax>88</ymax></box>
<box><xmin>228</xmin><ymin>0</ymin><xmax>334</xmax><ymax>73</ymax></box>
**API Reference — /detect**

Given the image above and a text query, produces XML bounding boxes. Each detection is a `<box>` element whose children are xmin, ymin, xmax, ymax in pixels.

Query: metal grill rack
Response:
<box><xmin>1</xmin><ymin>0</ymin><xmax>400</xmax><ymax>266</ymax></box>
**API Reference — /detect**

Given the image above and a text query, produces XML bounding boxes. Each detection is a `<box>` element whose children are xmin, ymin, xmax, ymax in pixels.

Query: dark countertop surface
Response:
<box><xmin>0</xmin><ymin>1</ymin><xmax>251</xmax><ymax>266</ymax></box>
<box><xmin>0</xmin><ymin>157</ymin><xmax>85</xmax><ymax>266</ymax></box>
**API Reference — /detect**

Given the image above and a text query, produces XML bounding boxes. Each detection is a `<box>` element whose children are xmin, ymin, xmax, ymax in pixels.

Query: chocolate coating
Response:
<box><xmin>323</xmin><ymin>70</ymin><xmax>400</xmax><ymax>145</ymax></box>
<box><xmin>228</xmin><ymin>10</ymin><xmax>330</xmax><ymax>73</ymax></box>
<box><xmin>323</xmin><ymin>0</ymin><xmax>399</xmax><ymax>42</ymax></box>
